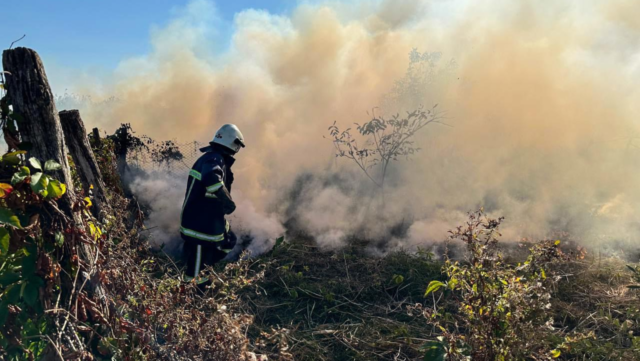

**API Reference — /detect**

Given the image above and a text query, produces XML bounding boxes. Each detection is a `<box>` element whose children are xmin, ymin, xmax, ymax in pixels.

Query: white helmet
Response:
<box><xmin>212</xmin><ymin>124</ymin><xmax>245</xmax><ymax>154</ymax></box>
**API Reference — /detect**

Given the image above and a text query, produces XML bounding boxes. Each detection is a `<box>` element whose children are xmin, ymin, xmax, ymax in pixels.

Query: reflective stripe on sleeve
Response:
<box><xmin>189</xmin><ymin>169</ymin><xmax>202</xmax><ymax>180</ymax></box>
<box><xmin>180</xmin><ymin>227</ymin><xmax>225</xmax><ymax>242</ymax></box>
<box><xmin>206</xmin><ymin>182</ymin><xmax>224</xmax><ymax>193</ymax></box>
<box><xmin>205</xmin><ymin>192</ymin><xmax>218</xmax><ymax>199</ymax></box>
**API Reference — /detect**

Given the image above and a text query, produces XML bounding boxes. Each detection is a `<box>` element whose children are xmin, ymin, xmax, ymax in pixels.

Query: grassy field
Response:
<box><xmin>238</xmin><ymin>237</ymin><xmax>640</xmax><ymax>361</ymax></box>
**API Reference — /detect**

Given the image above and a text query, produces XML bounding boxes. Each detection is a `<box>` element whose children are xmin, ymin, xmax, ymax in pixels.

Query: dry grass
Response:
<box><xmin>237</xmin><ymin>237</ymin><xmax>640</xmax><ymax>361</ymax></box>
<box><xmin>550</xmin><ymin>256</ymin><xmax>640</xmax><ymax>360</ymax></box>
<box><xmin>239</xmin><ymin>237</ymin><xmax>443</xmax><ymax>361</ymax></box>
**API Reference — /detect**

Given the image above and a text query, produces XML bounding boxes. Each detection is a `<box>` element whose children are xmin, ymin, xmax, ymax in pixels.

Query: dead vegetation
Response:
<box><xmin>97</xmin><ymin>230</ymin><xmax>267</xmax><ymax>360</ymax></box>
<box><xmin>240</xmin><ymin>237</ymin><xmax>443</xmax><ymax>360</ymax></box>
<box><xmin>239</xmin><ymin>229</ymin><xmax>640</xmax><ymax>361</ymax></box>
<box><xmin>551</xmin><ymin>258</ymin><xmax>640</xmax><ymax>360</ymax></box>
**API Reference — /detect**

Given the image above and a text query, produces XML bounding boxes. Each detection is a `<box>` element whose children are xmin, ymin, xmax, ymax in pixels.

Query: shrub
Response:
<box><xmin>420</xmin><ymin>210</ymin><xmax>568</xmax><ymax>361</ymax></box>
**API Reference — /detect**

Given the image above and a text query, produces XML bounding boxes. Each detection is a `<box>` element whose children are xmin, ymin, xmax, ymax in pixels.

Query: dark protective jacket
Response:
<box><xmin>180</xmin><ymin>145</ymin><xmax>236</xmax><ymax>246</ymax></box>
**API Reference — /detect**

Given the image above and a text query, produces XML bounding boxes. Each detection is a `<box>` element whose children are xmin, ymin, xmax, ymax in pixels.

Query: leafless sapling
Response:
<box><xmin>328</xmin><ymin>105</ymin><xmax>446</xmax><ymax>192</ymax></box>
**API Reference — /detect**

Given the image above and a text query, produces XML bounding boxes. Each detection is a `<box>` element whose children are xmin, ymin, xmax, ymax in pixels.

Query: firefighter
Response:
<box><xmin>180</xmin><ymin>124</ymin><xmax>245</xmax><ymax>283</ymax></box>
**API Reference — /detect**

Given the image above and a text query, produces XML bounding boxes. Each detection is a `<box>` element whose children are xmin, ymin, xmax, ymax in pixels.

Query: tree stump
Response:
<box><xmin>60</xmin><ymin>110</ymin><xmax>110</xmax><ymax>218</ymax></box>
<box><xmin>2</xmin><ymin>47</ymin><xmax>77</xmax><ymax>218</ymax></box>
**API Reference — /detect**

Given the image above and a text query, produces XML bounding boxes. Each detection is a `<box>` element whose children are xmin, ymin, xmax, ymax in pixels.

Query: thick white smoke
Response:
<box><xmin>130</xmin><ymin>172</ymin><xmax>284</xmax><ymax>256</ymax></box>
<box><xmin>129</xmin><ymin>173</ymin><xmax>184</xmax><ymax>253</ymax></box>
<box><xmin>59</xmin><ymin>0</ymin><xmax>640</xmax><ymax>255</ymax></box>
<box><xmin>228</xmin><ymin>193</ymin><xmax>285</xmax><ymax>255</ymax></box>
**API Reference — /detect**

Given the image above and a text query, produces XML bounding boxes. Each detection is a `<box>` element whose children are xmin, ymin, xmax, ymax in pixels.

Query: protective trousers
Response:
<box><xmin>183</xmin><ymin>229</ymin><xmax>237</xmax><ymax>284</ymax></box>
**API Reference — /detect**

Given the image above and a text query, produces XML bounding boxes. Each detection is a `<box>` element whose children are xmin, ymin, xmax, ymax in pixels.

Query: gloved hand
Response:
<box><xmin>215</xmin><ymin>186</ymin><xmax>236</xmax><ymax>214</ymax></box>
<box><xmin>218</xmin><ymin>229</ymin><xmax>237</xmax><ymax>254</ymax></box>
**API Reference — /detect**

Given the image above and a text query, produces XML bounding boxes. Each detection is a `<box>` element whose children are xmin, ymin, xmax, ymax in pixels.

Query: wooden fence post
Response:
<box><xmin>92</xmin><ymin>127</ymin><xmax>101</xmax><ymax>146</ymax></box>
<box><xmin>60</xmin><ymin>110</ymin><xmax>110</xmax><ymax>218</ymax></box>
<box><xmin>2</xmin><ymin>47</ymin><xmax>77</xmax><ymax>218</ymax></box>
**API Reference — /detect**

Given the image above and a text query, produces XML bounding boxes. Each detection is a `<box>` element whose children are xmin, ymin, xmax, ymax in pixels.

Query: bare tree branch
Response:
<box><xmin>328</xmin><ymin>105</ymin><xmax>444</xmax><ymax>193</ymax></box>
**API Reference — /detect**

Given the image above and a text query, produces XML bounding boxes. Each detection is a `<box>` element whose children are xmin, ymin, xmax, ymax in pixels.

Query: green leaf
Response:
<box><xmin>628</xmin><ymin>285</ymin><xmax>640</xmax><ymax>289</ymax></box>
<box><xmin>551</xmin><ymin>349</ymin><xmax>561</xmax><ymax>358</ymax></box>
<box><xmin>30</xmin><ymin>172</ymin><xmax>49</xmax><ymax>196</ymax></box>
<box><xmin>0</xmin><ymin>300</ymin><xmax>9</xmax><ymax>326</ymax></box>
<box><xmin>11</xmin><ymin>166</ymin><xmax>30</xmax><ymax>185</ymax></box>
<box><xmin>46</xmin><ymin>179</ymin><xmax>66</xmax><ymax>199</ymax></box>
<box><xmin>0</xmin><ymin>227</ymin><xmax>9</xmax><ymax>256</ymax></box>
<box><xmin>0</xmin><ymin>208</ymin><xmax>21</xmax><ymax>228</ymax></box>
<box><xmin>97</xmin><ymin>337</ymin><xmax>116</xmax><ymax>356</ymax></box>
<box><xmin>44</xmin><ymin>160</ymin><xmax>62</xmax><ymax>172</ymax></box>
<box><xmin>31</xmin><ymin>172</ymin><xmax>43</xmax><ymax>184</ymax></box>
<box><xmin>289</xmin><ymin>289</ymin><xmax>298</xmax><ymax>299</ymax></box>
<box><xmin>393</xmin><ymin>274</ymin><xmax>404</xmax><ymax>285</ymax></box>
<box><xmin>421</xmin><ymin>340</ymin><xmax>446</xmax><ymax>361</ymax></box>
<box><xmin>425</xmin><ymin>280</ymin><xmax>445</xmax><ymax>297</ymax></box>
<box><xmin>0</xmin><ymin>272</ymin><xmax>20</xmax><ymax>286</ymax></box>
<box><xmin>5</xmin><ymin>283</ymin><xmax>21</xmax><ymax>303</ymax></box>
<box><xmin>3</xmin><ymin>151</ymin><xmax>26</xmax><ymax>166</ymax></box>
<box><xmin>55</xmin><ymin>232</ymin><xmax>64</xmax><ymax>247</ymax></box>
<box><xmin>22</xmin><ymin>319</ymin><xmax>38</xmax><ymax>337</ymax></box>
<box><xmin>23</xmin><ymin>278</ymin><xmax>41</xmax><ymax>307</ymax></box>
<box><xmin>21</xmin><ymin>250</ymin><xmax>37</xmax><ymax>277</ymax></box>
<box><xmin>28</xmin><ymin>157</ymin><xmax>42</xmax><ymax>170</ymax></box>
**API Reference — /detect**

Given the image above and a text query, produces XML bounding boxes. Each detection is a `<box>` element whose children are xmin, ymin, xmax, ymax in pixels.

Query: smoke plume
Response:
<box><xmin>61</xmin><ymin>0</ymin><xmax>640</xmax><ymax>254</ymax></box>
<box><xmin>130</xmin><ymin>172</ymin><xmax>284</xmax><ymax>256</ymax></box>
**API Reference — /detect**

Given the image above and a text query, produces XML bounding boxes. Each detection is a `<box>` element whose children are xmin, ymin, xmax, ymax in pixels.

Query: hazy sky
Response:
<box><xmin>1</xmin><ymin>0</ymin><xmax>292</xmax><ymax>70</ymax></box>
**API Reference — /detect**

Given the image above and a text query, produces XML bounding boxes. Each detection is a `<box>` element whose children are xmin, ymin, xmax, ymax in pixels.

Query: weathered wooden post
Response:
<box><xmin>91</xmin><ymin>127</ymin><xmax>101</xmax><ymax>146</ymax></box>
<box><xmin>60</xmin><ymin>109</ymin><xmax>110</xmax><ymax>218</ymax></box>
<box><xmin>2</xmin><ymin>47</ymin><xmax>78</xmax><ymax>218</ymax></box>
<box><xmin>3</xmin><ymin>48</ymin><xmax>108</xmax><ymax>307</ymax></box>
